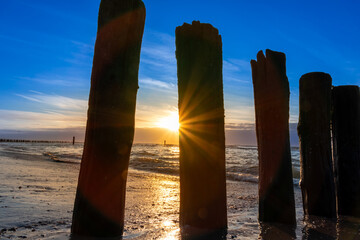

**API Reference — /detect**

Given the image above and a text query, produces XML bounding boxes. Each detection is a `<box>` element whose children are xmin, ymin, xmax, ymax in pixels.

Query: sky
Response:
<box><xmin>0</xmin><ymin>0</ymin><xmax>359</xmax><ymax>145</ymax></box>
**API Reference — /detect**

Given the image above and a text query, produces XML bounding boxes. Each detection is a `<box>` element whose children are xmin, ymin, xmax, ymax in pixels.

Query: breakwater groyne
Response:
<box><xmin>0</xmin><ymin>139</ymin><xmax>71</xmax><ymax>143</ymax></box>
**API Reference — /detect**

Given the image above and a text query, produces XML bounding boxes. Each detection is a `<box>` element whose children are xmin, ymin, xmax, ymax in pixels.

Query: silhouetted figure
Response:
<box><xmin>176</xmin><ymin>21</ymin><xmax>227</xmax><ymax>238</ymax></box>
<box><xmin>250</xmin><ymin>49</ymin><xmax>296</xmax><ymax>225</ymax></box>
<box><xmin>332</xmin><ymin>85</ymin><xmax>360</xmax><ymax>217</ymax></box>
<box><xmin>298</xmin><ymin>72</ymin><xmax>336</xmax><ymax>218</ymax></box>
<box><xmin>71</xmin><ymin>0</ymin><xmax>145</xmax><ymax>238</ymax></box>
<box><xmin>72</xmin><ymin>136</ymin><xmax>75</xmax><ymax>145</ymax></box>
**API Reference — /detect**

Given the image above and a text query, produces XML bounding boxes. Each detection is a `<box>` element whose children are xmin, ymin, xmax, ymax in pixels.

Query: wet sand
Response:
<box><xmin>1</xmin><ymin>148</ymin><xmax>356</xmax><ymax>239</ymax></box>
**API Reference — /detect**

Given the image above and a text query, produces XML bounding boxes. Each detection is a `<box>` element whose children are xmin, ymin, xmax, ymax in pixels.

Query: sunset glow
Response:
<box><xmin>156</xmin><ymin>111</ymin><xmax>180</xmax><ymax>132</ymax></box>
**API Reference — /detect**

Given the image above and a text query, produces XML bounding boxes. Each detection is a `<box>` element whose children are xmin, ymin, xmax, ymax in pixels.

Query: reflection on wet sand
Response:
<box><xmin>259</xmin><ymin>222</ymin><xmax>296</xmax><ymax>240</ymax></box>
<box><xmin>180</xmin><ymin>228</ymin><xmax>227</xmax><ymax>240</ymax></box>
<box><xmin>337</xmin><ymin>216</ymin><xmax>360</xmax><ymax>240</ymax></box>
<box><xmin>302</xmin><ymin>216</ymin><xmax>336</xmax><ymax>240</ymax></box>
<box><xmin>151</xmin><ymin>178</ymin><xmax>180</xmax><ymax>239</ymax></box>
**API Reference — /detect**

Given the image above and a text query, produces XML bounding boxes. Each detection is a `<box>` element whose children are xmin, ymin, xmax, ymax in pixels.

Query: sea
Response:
<box><xmin>0</xmin><ymin>142</ymin><xmax>300</xmax><ymax>184</ymax></box>
<box><xmin>1</xmin><ymin>142</ymin><xmax>356</xmax><ymax>239</ymax></box>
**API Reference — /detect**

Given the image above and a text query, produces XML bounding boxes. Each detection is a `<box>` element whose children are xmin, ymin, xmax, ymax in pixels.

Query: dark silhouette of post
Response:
<box><xmin>337</xmin><ymin>216</ymin><xmax>360</xmax><ymax>240</ymax></box>
<box><xmin>302</xmin><ymin>216</ymin><xmax>337</xmax><ymax>240</ymax></box>
<box><xmin>176</xmin><ymin>21</ymin><xmax>227</xmax><ymax>237</ymax></box>
<box><xmin>72</xmin><ymin>136</ymin><xmax>75</xmax><ymax>145</ymax></box>
<box><xmin>71</xmin><ymin>0</ymin><xmax>145</xmax><ymax>238</ymax></box>
<box><xmin>332</xmin><ymin>85</ymin><xmax>360</xmax><ymax>217</ymax></box>
<box><xmin>250</xmin><ymin>49</ymin><xmax>296</xmax><ymax>225</ymax></box>
<box><xmin>259</xmin><ymin>223</ymin><xmax>296</xmax><ymax>240</ymax></box>
<box><xmin>298</xmin><ymin>72</ymin><xmax>336</xmax><ymax>218</ymax></box>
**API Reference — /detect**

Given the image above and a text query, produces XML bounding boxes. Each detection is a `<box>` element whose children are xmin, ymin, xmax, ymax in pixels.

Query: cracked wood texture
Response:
<box><xmin>251</xmin><ymin>49</ymin><xmax>296</xmax><ymax>225</ymax></box>
<box><xmin>71</xmin><ymin>0</ymin><xmax>145</xmax><ymax>238</ymax></box>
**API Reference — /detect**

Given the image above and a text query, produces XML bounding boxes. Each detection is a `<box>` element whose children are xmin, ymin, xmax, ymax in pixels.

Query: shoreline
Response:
<box><xmin>0</xmin><ymin>151</ymin><xmax>300</xmax><ymax>239</ymax></box>
<box><xmin>2</xmin><ymin>143</ymin><xmax>356</xmax><ymax>239</ymax></box>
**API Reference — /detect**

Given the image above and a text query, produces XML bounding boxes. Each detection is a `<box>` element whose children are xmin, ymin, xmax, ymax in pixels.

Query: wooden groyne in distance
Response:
<box><xmin>332</xmin><ymin>85</ymin><xmax>360</xmax><ymax>217</ymax></box>
<box><xmin>71</xmin><ymin>0</ymin><xmax>145</xmax><ymax>238</ymax></box>
<box><xmin>298</xmin><ymin>72</ymin><xmax>336</xmax><ymax>218</ymax></box>
<box><xmin>250</xmin><ymin>49</ymin><xmax>296</xmax><ymax>225</ymax></box>
<box><xmin>176</xmin><ymin>21</ymin><xmax>227</xmax><ymax>236</ymax></box>
<box><xmin>0</xmin><ymin>139</ymin><xmax>70</xmax><ymax>143</ymax></box>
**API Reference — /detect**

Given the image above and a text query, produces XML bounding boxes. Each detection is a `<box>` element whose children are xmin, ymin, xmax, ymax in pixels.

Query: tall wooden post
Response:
<box><xmin>176</xmin><ymin>21</ymin><xmax>227</xmax><ymax>237</ymax></box>
<box><xmin>298</xmin><ymin>72</ymin><xmax>336</xmax><ymax>218</ymax></box>
<box><xmin>71</xmin><ymin>0</ymin><xmax>145</xmax><ymax>238</ymax></box>
<box><xmin>332</xmin><ymin>85</ymin><xmax>360</xmax><ymax>217</ymax></box>
<box><xmin>250</xmin><ymin>49</ymin><xmax>296</xmax><ymax>225</ymax></box>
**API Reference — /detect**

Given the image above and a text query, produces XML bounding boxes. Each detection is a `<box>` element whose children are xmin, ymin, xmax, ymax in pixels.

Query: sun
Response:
<box><xmin>156</xmin><ymin>111</ymin><xmax>180</xmax><ymax>132</ymax></box>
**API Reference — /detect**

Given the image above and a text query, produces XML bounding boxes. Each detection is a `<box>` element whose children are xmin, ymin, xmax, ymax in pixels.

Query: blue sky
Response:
<box><xmin>0</xmin><ymin>0</ymin><xmax>359</xmax><ymax>143</ymax></box>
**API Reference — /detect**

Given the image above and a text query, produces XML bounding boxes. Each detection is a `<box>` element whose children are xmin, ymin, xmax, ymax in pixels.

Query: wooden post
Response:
<box><xmin>332</xmin><ymin>85</ymin><xmax>360</xmax><ymax>217</ymax></box>
<box><xmin>176</xmin><ymin>21</ymin><xmax>227</xmax><ymax>237</ymax></box>
<box><xmin>302</xmin><ymin>216</ymin><xmax>337</xmax><ymax>240</ymax></box>
<box><xmin>72</xmin><ymin>136</ymin><xmax>75</xmax><ymax>145</ymax></box>
<box><xmin>71</xmin><ymin>0</ymin><xmax>145</xmax><ymax>238</ymax></box>
<box><xmin>250</xmin><ymin>49</ymin><xmax>296</xmax><ymax>225</ymax></box>
<box><xmin>298</xmin><ymin>72</ymin><xmax>336</xmax><ymax>218</ymax></box>
<box><xmin>259</xmin><ymin>223</ymin><xmax>296</xmax><ymax>240</ymax></box>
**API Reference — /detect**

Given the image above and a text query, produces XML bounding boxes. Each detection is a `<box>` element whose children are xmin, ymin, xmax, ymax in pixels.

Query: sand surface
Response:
<box><xmin>1</xmin><ymin>145</ymin><xmax>358</xmax><ymax>239</ymax></box>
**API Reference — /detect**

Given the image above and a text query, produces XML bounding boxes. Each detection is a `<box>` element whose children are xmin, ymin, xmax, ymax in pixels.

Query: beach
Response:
<box><xmin>0</xmin><ymin>142</ymin><xmax>354</xmax><ymax>239</ymax></box>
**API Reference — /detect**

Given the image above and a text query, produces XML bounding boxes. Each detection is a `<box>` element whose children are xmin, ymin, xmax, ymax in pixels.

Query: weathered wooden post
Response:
<box><xmin>71</xmin><ymin>0</ymin><xmax>145</xmax><ymax>238</ymax></box>
<box><xmin>332</xmin><ymin>85</ymin><xmax>360</xmax><ymax>217</ymax></box>
<box><xmin>298</xmin><ymin>72</ymin><xmax>336</xmax><ymax>218</ymax></box>
<box><xmin>302</xmin><ymin>216</ymin><xmax>337</xmax><ymax>240</ymax></box>
<box><xmin>176</xmin><ymin>21</ymin><xmax>227</xmax><ymax>237</ymax></box>
<box><xmin>250</xmin><ymin>49</ymin><xmax>296</xmax><ymax>225</ymax></box>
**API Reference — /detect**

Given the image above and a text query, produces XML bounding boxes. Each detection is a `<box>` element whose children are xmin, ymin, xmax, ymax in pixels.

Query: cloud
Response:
<box><xmin>140</xmin><ymin>78</ymin><xmax>175</xmax><ymax>90</ymax></box>
<box><xmin>63</xmin><ymin>40</ymin><xmax>94</xmax><ymax>67</ymax></box>
<box><xmin>225</xmin><ymin>123</ymin><xmax>255</xmax><ymax>130</ymax></box>
<box><xmin>15</xmin><ymin>92</ymin><xmax>87</xmax><ymax>112</ymax></box>
<box><xmin>18</xmin><ymin>76</ymin><xmax>86</xmax><ymax>87</ymax></box>
<box><xmin>139</xmin><ymin>30</ymin><xmax>177</xmax><ymax>82</ymax></box>
<box><xmin>0</xmin><ymin>92</ymin><xmax>89</xmax><ymax>130</ymax></box>
<box><xmin>0</xmin><ymin>109</ymin><xmax>86</xmax><ymax>130</ymax></box>
<box><xmin>223</xmin><ymin>58</ymin><xmax>252</xmax><ymax>84</ymax></box>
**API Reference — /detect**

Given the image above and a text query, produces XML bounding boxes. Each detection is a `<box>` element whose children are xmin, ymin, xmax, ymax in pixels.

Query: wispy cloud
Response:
<box><xmin>140</xmin><ymin>30</ymin><xmax>177</xmax><ymax>82</ymax></box>
<box><xmin>18</xmin><ymin>76</ymin><xmax>86</xmax><ymax>87</ymax></box>
<box><xmin>15</xmin><ymin>91</ymin><xmax>87</xmax><ymax>112</ymax></box>
<box><xmin>0</xmin><ymin>109</ymin><xmax>86</xmax><ymax>130</ymax></box>
<box><xmin>225</xmin><ymin>123</ymin><xmax>255</xmax><ymax>130</ymax></box>
<box><xmin>63</xmin><ymin>40</ymin><xmax>94</xmax><ymax>67</ymax></box>
<box><xmin>223</xmin><ymin>58</ymin><xmax>251</xmax><ymax>84</ymax></box>
<box><xmin>0</xmin><ymin>91</ymin><xmax>88</xmax><ymax>130</ymax></box>
<box><xmin>140</xmin><ymin>78</ymin><xmax>175</xmax><ymax>90</ymax></box>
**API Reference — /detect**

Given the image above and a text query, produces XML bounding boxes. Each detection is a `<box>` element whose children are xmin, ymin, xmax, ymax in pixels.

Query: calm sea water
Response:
<box><xmin>0</xmin><ymin>142</ymin><xmax>301</xmax><ymax>184</ymax></box>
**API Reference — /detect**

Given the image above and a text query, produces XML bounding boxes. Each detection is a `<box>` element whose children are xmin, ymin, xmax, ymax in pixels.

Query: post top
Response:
<box><xmin>175</xmin><ymin>20</ymin><xmax>221</xmax><ymax>42</ymax></box>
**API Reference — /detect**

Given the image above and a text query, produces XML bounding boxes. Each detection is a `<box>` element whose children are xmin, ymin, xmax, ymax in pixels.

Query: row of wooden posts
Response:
<box><xmin>70</xmin><ymin>0</ymin><xmax>360</xmax><ymax>238</ymax></box>
<box><xmin>253</xmin><ymin>51</ymin><xmax>360</xmax><ymax>225</ymax></box>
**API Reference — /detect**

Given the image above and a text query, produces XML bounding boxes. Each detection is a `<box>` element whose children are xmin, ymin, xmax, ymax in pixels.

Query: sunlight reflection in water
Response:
<box><xmin>151</xmin><ymin>177</ymin><xmax>180</xmax><ymax>239</ymax></box>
